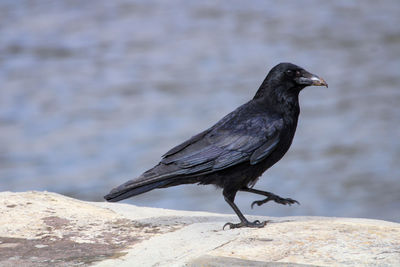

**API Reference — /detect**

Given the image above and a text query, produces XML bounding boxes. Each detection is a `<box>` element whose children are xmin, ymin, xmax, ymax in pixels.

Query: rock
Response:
<box><xmin>0</xmin><ymin>191</ymin><xmax>399</xmax><ymax>266</ymax></box>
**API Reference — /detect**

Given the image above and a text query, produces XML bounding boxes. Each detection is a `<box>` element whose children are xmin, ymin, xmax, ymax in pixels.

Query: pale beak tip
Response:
<box><xmin>312</xmin><ymin>76</ymin><xmax>328</xmax><ymax>88</ymax></box>
<box><xmin>321</xmin><ymin>78</ymin><xmax>328</xmax><ymax>88</ymax></box>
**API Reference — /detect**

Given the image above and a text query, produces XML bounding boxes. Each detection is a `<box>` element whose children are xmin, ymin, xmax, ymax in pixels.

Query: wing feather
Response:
<box><xmin>160</xmin><ymin>115</ymin><xmax>284</xmax><ymax>176</ymax></box>
<box><xmin>249</xmin><ymin>134</ymin><xmax>280</xmax><ymax>165</ymax></box>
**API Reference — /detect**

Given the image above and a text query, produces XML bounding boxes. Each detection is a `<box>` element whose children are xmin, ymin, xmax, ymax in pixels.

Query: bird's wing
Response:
<box><xmin>162</xmin><ymin>129</ymin><xmax>211</xmax><ymax>158</ymax></box>
<box><xmin>160</xmin><ymin>114</ymin><xmax>284</xmax><ymax>176</ymax></box>
<box><xmin>104</xmin><ymin>108</ymin><xmax>284</xmax><ymax>202</ymax></box>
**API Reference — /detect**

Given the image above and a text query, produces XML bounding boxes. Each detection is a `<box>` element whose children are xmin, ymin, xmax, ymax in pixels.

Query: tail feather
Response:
<box><xmin>104</xmin><ymin>162</ymin><xmax>200</xmax><ymax>202</ymax></box>
<box><xmin>104</xmin><ymin>179</ymin><xmax>171</xmax><ymax>202</ymax></box>
<box><xmin>104</xmin><ymin>163</ymin><xmax>178</xmax><ymax>202</ymax></box>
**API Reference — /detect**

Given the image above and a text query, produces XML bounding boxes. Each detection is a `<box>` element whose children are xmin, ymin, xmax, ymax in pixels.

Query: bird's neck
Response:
<box><xmin>254</xmin><ymin>85</ymin><xmax>301</xmax><ymax>118</ymax></box>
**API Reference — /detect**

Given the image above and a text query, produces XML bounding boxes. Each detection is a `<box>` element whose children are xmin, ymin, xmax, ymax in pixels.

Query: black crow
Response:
<box><xmin>104</xmin><ymin>63</ymin><xmax>328</xmax><ymax>229</ymax></box>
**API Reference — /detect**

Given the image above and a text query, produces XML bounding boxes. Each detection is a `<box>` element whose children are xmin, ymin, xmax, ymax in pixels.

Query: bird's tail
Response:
<box><xmin>104</xmin><ymin>178</ymin><xmax>172</xmax><ymax>202</ymax></box>
<box><xmin>104</xmin><ymin>162</ymin><xmax>200</xmax><ymax>202</ymax></box>
<box><xmin>104</xmin><ymin>162</ymin><xmax>190</xmax><ymax>202</ymax></box>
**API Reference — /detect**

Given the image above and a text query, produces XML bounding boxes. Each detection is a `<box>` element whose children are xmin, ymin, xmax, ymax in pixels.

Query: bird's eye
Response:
<box><xmin>285</xmin><ymin>70</ymin><xmax>293</xmax><ymax>76</ymax></box>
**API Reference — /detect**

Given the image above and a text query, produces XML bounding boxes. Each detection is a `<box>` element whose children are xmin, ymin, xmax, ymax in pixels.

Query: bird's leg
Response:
<box><xmin>241</xmin><ymin>187</ymin><xmax>299</xmax><ymax>209</ymax></box>
<box><xmin>222</xmin><ymin>190</ymin><xmax>268</xmax><ymax>230</ymax></box>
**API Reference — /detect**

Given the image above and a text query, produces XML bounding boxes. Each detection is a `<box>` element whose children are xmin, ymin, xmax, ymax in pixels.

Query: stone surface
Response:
<box><xmin>0</xmin><ymin>191</ymin><xmax>399</xmax><ymax>267</ymax></box>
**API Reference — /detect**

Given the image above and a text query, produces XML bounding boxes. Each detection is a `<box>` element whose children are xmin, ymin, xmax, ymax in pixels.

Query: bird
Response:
<box><xmin>104</xmin><ymin>62</ymin><xmax>328</xmax><ymax>229</ymax></box>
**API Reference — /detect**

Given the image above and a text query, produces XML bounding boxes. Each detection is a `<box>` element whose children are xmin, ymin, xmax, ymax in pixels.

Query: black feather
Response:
<box><xmin>104</xmin><ymin>62</ymin><xmax>327</xmax><ymax>229</ymax></box>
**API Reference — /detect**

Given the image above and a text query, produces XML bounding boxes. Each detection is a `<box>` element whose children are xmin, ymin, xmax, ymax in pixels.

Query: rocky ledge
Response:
<box><xmin>0</xmin><ymin>191</ymin><xmax>399</xmax><ymax>267</ymax></box>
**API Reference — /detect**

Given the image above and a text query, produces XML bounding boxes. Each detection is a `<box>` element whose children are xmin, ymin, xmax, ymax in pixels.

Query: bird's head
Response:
<box><xmin>255</xmin><ymin>62</ymin><xmax>328</xmax><ymax>100</ymax></box>
<box><xmin>269</xmin><ymin>62</ymin><xmax>328</xmax><ymax>90</ymax></box>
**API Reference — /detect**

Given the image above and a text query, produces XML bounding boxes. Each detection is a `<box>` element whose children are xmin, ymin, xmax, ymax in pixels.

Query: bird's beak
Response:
<box><xmin>296</xmin><ymin>72</ymin><xmax>328</xmax><ymax>88</ymax></box>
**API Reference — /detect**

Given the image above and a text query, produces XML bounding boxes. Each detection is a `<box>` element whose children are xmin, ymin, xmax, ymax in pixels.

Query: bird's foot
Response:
<box><xmin>251</xmin><ymin>195</ymin><xmax>299</xmax><ymax>209</ymax></box>
<box><xmin>223</xmin><ymin>220</ymin><xmax>268</xmax><ymax>230</ymax></box>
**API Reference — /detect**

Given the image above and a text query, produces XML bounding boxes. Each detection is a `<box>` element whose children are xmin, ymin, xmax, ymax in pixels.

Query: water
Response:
<box><xmin>1</xmin><ymin>0</ymin><xmax>399</xmax><ymax>222</ymax></box>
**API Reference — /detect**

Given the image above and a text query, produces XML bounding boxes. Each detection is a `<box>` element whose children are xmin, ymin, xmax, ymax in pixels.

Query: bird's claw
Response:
<box><xmin>251</xmin><ymin>196</ymin><xmax>299</xmax><ymax>209</ymax></box>
<box><xmin>251</xmin><ymin>199</ymin><xmax>265</xmax><ymax>209</ymax></box>
<box><xmin>223</xmin><ymin>220</ymin><xmax>267</xmax><ymax>230</ymax></box>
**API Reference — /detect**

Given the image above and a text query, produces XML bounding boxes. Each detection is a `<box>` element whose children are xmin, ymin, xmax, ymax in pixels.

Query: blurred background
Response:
<box><xmin>1</xmin><ymin>0</ymin><xmax>399</xmax><ymax>222</ymax></box>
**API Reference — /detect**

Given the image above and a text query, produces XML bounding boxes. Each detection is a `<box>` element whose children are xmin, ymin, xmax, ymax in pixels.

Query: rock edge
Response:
<box><xmin>0</xmin><ymin>191</ymin><xmax>399</xmax><ymax>267</ymax></box>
